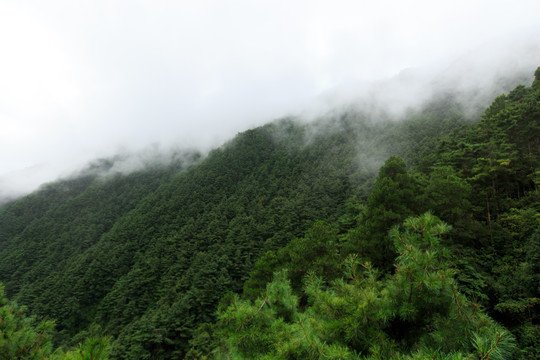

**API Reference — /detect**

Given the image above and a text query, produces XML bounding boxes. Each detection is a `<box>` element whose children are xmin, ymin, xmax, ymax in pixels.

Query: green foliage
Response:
<box><xmin>243</xmin><ymin>220</ymin><xmax>342</xmax><ymax>299</ymax></box>
<box><xmin>424</xmin><ymin>71</ymin><xmax>540</xmax><ymax>357</ymax></box>
<box><xmin>216</xmin><ymin>213</ymin><xmax>516</xmax><ymax>359</ymax></box>
<box><xmin>0</xmin><ymin>283</ymin><xmax>55</xmax><ymax>359</ymax></box>
<box><xmin>471</xmin><ymin>331</ymin><xmax>516</xmax><ymax>360</ymax></box>
<box><xmin>50</xmin><ymin>337</ymin><xmax>111</xmax><ymax>360</ymax></box>
<box><xmin>345</xmin><ymin>155</ymin><xmax>422</xmax><ymax>271</ymax></box>
<box><xmin>0</xmin><ymin>282</ymin><xmax>111</xmax><ymax>360</ymax></box>
<box><xmin>422</xmin><ymin>166</ymin><xmax>473</xmax><ymax>224</ymax></box>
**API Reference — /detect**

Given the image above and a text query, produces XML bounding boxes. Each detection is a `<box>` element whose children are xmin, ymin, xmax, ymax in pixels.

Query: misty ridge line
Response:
<box><xmin>1</xmin><ymin>45</ymin><xmax>539</xmax><ymax>205</ymax></box>
<box><xmin>283</xmin><ymin>40</ymin><xmax>540</xmax><ymax>153</ymax></box>
<box><xmin>306</xmin><ymin>50</ymin><xmax>540</xmax><ymax>123</ymax></box>
<box><xmin>0</xmin><ymin>145</ymin><xmax>204</xmax><ymax>207</ymax></box>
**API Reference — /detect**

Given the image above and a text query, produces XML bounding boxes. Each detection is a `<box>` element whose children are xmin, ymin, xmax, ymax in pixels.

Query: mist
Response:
<box><xmin>1</xmin><ymin>0</ymin><xmax>540</xmax><ymax>201</ymax></box>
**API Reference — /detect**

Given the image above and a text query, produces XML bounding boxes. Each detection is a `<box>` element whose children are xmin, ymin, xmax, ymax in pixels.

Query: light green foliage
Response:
<box><xmin>217</xmin><ymin>214</ymin><xmax>516</xmax><ymax>359</ymax></box>
<box><xmin>0</xmin><ymin>283</ymin><xmax>54</xmax><ymax>359</ymax></box>
<box><xmin>471</xmin><ymin>331</ymin><xmax>516</xmax><ymax>360</ymax></box>
<box><xmin>50</xmin><ymin>337</ymin><xmax>111</xmax><ymax>360</ymax></box>
<box><xmin>0</xmin><ymin>283</ymin><xmax>110</xmax><ymax>360</ymax></box>
<box><xmin>386</xmin><ymin>214</ymin><xmax>454</xmax><ymax>330</ymax></box>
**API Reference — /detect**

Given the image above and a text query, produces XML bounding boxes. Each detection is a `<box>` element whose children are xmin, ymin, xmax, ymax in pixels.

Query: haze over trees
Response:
<box><xmin>0</xmin><ymin>67</ymin><xmax>538</xmax><ymax>359</ymax></box>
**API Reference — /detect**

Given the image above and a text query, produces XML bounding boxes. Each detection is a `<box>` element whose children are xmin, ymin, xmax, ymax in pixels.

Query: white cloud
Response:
<box><xmin>1</xmin><ymin>0</ymin><xmax>540</xmax><ymax>197</ymax></box>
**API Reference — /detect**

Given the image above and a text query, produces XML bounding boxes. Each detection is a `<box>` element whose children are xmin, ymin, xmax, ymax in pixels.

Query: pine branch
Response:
<box><xmin>479</xmin><ymin>331</ymin><xmax>503</xmax><ymax>360</ymax></box>
<box><xmin>298</xmin><ymin>319</ymin><xmax>329</xmax><ymax>359</ymax></box>
<box><xmin>451</xmin><ymin>283</ymin><xmax>470</xmax><ymax>321</ymax></box>
<box><xmin>256</xmin><ymin>293</ymin><xmax>269</xmax><ymax>313</ymax></box>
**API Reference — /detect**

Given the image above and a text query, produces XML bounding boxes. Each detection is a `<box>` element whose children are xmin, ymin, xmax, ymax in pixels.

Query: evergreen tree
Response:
<box><xmin>345</xmin><ymin>155</ymin><xmax>421</xmax><ymax>271</ymax></box>
<box><xmin>216</xmin><ymin>213</ymin><xmax>516</xmax><ymax>359</ymax></box>
<box><xmin>0</xmin><ymin>282</ymin><xmax>110</xmax><ymax>360</ymax></box>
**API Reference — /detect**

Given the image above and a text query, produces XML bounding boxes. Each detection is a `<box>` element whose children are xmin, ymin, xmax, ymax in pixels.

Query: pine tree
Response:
<box><xmin>0</xmin><ymin>282</ymin><xmax>111</xmax><ymax>360</ymax></box>
<box><xmin>346</xmin><ymin>155</ymin><xmax>421</xmax><ymax>271</ymax></box>
<box><xmin>215</xmin><ymin>213</ymin><xmax>517</xmax><ymax>359</ymax></box>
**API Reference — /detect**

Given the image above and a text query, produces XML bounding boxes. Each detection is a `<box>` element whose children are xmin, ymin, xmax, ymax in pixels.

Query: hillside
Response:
<box><xmin>0</xmin><ymin>68</ymin><xmax>539</xmax><ymax>359</ymax></box>
<box><xmin>212</xmin><ymin>69</ymin><xmax>540</xmax><ymax>359</ymax></box>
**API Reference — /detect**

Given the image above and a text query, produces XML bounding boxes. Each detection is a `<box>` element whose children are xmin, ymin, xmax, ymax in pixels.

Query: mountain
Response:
<box><xmin>214</xmin><ymin>68</ymin><xmax>540</xmax><ymax>359</ymax></box>
<box><xmin>0</xmin><ymin>67</ymin><xmax>539</xmax><ymax>359</ymax></box>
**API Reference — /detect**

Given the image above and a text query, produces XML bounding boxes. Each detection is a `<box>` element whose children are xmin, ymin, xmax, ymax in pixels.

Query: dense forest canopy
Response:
<box><xmin>0</xmin><ymin>68</ymin><xmax>538</xmax><ymax>359</ymax></box>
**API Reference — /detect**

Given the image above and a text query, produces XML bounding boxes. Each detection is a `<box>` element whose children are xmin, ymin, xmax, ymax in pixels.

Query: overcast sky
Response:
<box><xmin>1</xmin><ymin>0</ymin><xmax>540</xmax><ymax>196</ymax></box>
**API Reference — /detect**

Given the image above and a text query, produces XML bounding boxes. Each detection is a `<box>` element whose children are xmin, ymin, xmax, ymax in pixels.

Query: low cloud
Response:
<box><xmin>302</xmin><ymin>33</ymin><xmax>540</xmax><ymax>122</ymax></box>
<box><xmin>1</xmin><ymin>1</ymin><xmax>540</xmax><ymax>201</ymax></box>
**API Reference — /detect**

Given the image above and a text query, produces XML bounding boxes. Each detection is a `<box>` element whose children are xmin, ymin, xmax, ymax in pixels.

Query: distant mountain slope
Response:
<box><xmin>0</xmin><ymin>97</ymin><xmax>467</xmax><ymax>358</ymax></box>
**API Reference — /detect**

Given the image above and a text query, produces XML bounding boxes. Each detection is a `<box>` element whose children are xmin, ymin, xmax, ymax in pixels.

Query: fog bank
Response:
<box><xmin>1</xmin><ymin>1</ymin><xmax>539</xmax><ymax>201</ymax></box>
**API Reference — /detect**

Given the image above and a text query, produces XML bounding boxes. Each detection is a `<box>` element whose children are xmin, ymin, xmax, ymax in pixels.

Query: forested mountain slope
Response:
<box><xmin>212</xmin><ymin>68</ymin><xmax>540</xmax><ymax>359</ymax></box>
<box><xmin>0</xmin><ymin>100</ymin><xmax>466</xmax><ymax>358</ymax></box>
<box><xmin>0</xmin><ymin>68</ymin><xmax>538</xmax><ymax>359</ymax></box>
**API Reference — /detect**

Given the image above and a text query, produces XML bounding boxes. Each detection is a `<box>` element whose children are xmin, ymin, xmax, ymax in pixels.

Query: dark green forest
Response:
<box><xmin>0</xmin><ymin>68</ymin><xmax>538</xmax><ymax>359</ymax></box>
